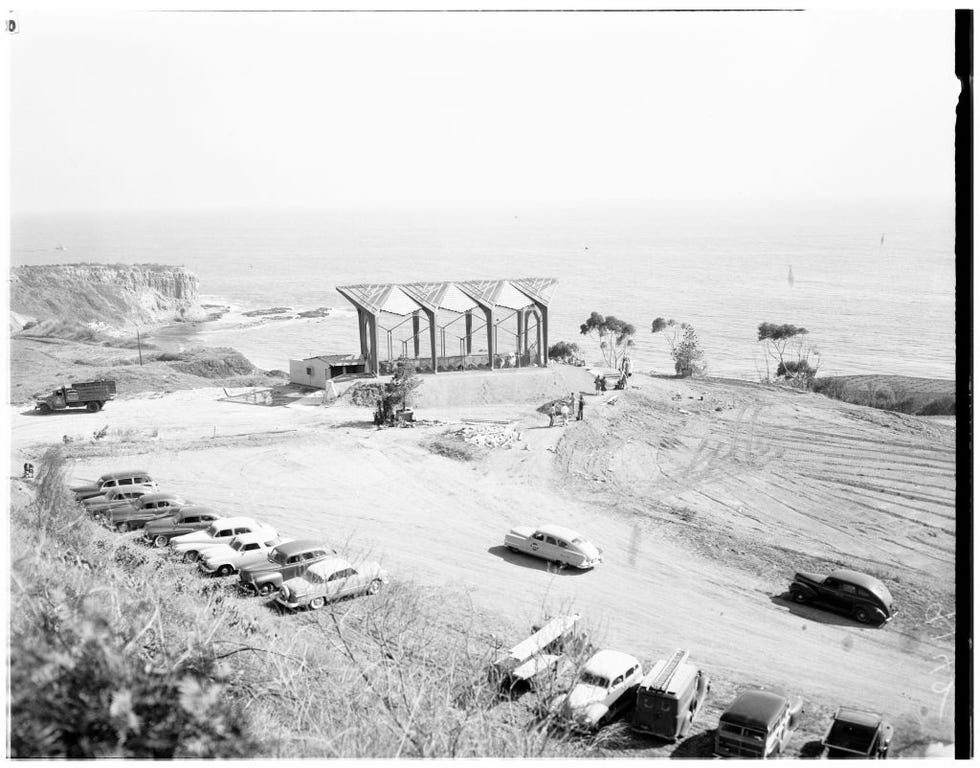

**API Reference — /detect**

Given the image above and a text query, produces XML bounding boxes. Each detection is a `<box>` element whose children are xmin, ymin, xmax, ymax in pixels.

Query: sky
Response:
<box><xmin>8</xmin><ymin>8</ymin><xmax>960</xmax><ymax>213</ymax></box>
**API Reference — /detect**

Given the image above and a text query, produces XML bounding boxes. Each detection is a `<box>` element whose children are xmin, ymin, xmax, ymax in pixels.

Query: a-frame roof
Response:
<box><xmin>337</xmin><ymin>278</ymin><xmax>558</xmax><ymax>316</ymax></box>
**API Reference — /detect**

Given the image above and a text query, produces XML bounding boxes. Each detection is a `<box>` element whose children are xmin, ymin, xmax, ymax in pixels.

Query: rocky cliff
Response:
<box><xmin>10</xmin><ymin>263</ymin><xmax>205</xmax><ymax>329</ymax></box>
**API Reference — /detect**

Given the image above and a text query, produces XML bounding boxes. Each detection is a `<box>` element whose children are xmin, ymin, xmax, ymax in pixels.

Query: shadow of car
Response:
<box><xmin>670</xmin><ymin>729</ymin><xmax>717</xmax><ymax>758</ymax></box>
<box><xmin>487</xmin><ymin>545</ymin><xmax>590</xmax><ymax>576</ymax></box>
<box><xmin>769</xmin><ymin>593</ymin><xmax>870</xmax><ymax>628</ymax></box>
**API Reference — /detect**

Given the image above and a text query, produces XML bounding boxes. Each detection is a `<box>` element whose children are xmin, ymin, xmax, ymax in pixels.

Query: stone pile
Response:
<box><xmin>448</xmin><ymin>423</ymin><xmax>523</xmax><ymax>449</ymax></box>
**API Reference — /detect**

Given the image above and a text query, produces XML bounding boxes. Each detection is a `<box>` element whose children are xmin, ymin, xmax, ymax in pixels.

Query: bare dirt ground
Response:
<box><xmin>9</xmin><ymin>366</ymin><xmax>957</xmax><ymax>756</ymax></box>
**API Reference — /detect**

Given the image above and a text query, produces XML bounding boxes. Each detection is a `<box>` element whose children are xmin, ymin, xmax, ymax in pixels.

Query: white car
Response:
<box><xmin>277</xmin><ymin>557</ymin><xmax>389</xmax><ymax>610</ymax></box>
<box><xmin>550</xmin><ymin>650</ymin><xmax>644</xmax><ymax>730</ymax></box>
<box><xmin>170</xmin><ymin>517</ymin><xmax>276</xmax><ymax>562</ymax></box>
<box><xmin>198</xmin><ymin>533</ymin><xmax>290</xmax><ymax>577</ymax></box>
<box><xmin>504</xmin><ymin>524</ymin><xmax>602</xmax><ymax>569</ymax></box>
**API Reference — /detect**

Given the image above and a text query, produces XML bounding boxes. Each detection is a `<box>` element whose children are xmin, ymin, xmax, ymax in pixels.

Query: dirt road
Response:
<box><xmin>10</xmin><ymin>369</ymin><xmax>956</xmax><ymax>753</ymax></box>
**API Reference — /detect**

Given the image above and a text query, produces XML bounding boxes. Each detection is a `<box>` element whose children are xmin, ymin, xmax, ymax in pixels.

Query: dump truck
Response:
<box><xmin>35</xmin><ymin>380</ymin><xmax>116</xmax><ymax>414</ymax></box>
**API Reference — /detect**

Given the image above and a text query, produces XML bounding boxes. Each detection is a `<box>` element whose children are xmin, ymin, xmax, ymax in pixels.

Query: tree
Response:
<box><xmin>652</xmin><ymin>318</ymin><xmax>705</xmax><ymax>377</ymax></box>
<box><xmin>547</xmin><ymin>340</ymin><xmax>581</xmax><ymax>364</ymax></box>
<box><xmin>375</xmin><ymin>363</ymin><xmax>422</xmax><ymax>425</ymax></box>
<box><xmin>579</xmin><ymin>312</ymin><xmax>636</xmax><ymax>368</ymax></box>
<box><xmin>757</xmin><ymin>322</ymin><xmax>819</xmax><ymax>387</ymax></box>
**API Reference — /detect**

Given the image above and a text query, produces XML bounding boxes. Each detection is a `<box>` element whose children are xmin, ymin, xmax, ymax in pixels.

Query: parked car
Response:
<box><xmin>143</xmin><ymin>506</ymin><xmax>223</xmax><ymax>548</ymax></box>
<box><xmin>789</xmin><ymin>569</ymin><xmax>896</xmax><ymax>625</ymax></box>
<box><xmin>632</xmin><ymin>649</ymin><xmax>710</xmax><ymax>741</ymax></box>
<box><xmin>489</xmin><ymin>614</ymin><xmax>587</xmax><ymax>692</ymax></box>
<box><xmin>714</xmin><ymin>688</ymin><xmax>803</xmax><ymax>758</ymax></box>
<box><xmin>821</xmin><ymin>708</ymin><xmax>893</xmax><ymax>759</ymax></box>
<box><xmin>199</xmin><ymin>533</ymin><xmax>290</xmax><ymax>577</ymax></box>
<box><xmin>83</xmin><ymin>485</ymin><xmax>154</xmax><ymax>518</ymax></box>
<box><xmin>238</xmin><ymin>539</ymin><xmax>337</xmax><ymax>596</ymax></box>
<box><xmin>73</xmin><ymin>470</ymin><xmax>156</xmax><ymax>502</ymax></box>
<box><xmin>107</xmin><ymin>492</ymin><xmax>187</xmax><ymax>532</ymax></box>
<box><xmin>503</xmin><ymin>524</ymin><xmax>602</xmax><ymax>569</ymax></box>
<box><xmin>549</xmin><ymin>649</ymin><xmax>643</xmax><ymax>731</ymax></box>
<box><xmin>276</xmin><ymin>558</ymin><xmax>389</xmax><ymax>610</ymax></box>
<box><xmin>170</xmin><ymin>517</ymin><xmax>277</xmax><ymax>562</ymax></box>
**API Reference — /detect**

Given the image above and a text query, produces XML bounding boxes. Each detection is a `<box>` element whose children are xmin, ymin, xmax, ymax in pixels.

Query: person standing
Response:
<box><xmin>594</xmin><ymin>375</ymin><xmax>602</xmax><ymax>395</ymax></box>
<box><xmin>560</xmin><ymin>402</ymin><xmax>570</xmax><ymax>426</ymax></box>
<box><xmin>548</xmin><ymin>403</ymin><xmax>556</xmax><ymax>427</ymax></box>
<box><xmin>577</xmin><ymin>394</ymin><xmax>585</xmax><ymax>421</ymax></box>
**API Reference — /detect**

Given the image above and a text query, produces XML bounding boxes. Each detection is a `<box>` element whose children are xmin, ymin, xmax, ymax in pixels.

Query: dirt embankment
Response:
<box><xmin>814</xmin><ymin>374</ymin><xmax>955</xmax><ymax>416</ymax></box>
<box><xmin>10</xmin><ymin>335</ymin><xmax>285</xmax><ymax>404</ymax></box>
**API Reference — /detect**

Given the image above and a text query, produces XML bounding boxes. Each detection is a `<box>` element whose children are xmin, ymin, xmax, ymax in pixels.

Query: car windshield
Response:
<box><xmin>579</xmin><ymin>672</ymin><xmax>610</xmax><ymax>688</ymax></box>
<box><xmin>572</xmin><ymin>537</ymin><xmax>584</xmax><ymax>544</ymax></box>
<box><xmin>271</xmin><ymin>549</ymin><xmax>288</xmax><ymax>565</ymax></box>
<box><xmin>230</xmin><ymin>539</ymin><xmax>246</xmax><ymax>552</ymax></box>
<box><xmin>206</xmin><ymin>523</ymin><xmax>220</xmax><ymax>536</ymax></box>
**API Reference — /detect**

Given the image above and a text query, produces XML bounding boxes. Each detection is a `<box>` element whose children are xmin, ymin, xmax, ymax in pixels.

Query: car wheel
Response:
<box><xmin>86</xmin><ymin>402</ymin><xmax>100</xmax><ymax>412</ymax></box>
<box><xmin>854</xmin><ymin>606</ymin><xmax>871</xmax><ymax>624</ymax></box>
<box><xmin>790</xmin><ymin>588</ymin><xmax>808</xmax><ymax>604</ymax></box>
<box><xmin>153</xmin><ymin>535</ymin><xmax>168</xmax><ymax>548</ymax></box>
<box><xmin>367</xmin><ymin>579</ymin><xmax>383</xmax><ymax>595</ymax></box>
<box><xmin>310</xmin><ymin>596</ymin><xmax>326</xmax><ymax>610</ymax></box>
<box><xmin>259</xmin><ymin>582</ymin><xmax>276</xmax><ymax>596</ymax></box>
<box><xmin>184</xmin><ymin>550</ymin><xmax>198</xmax><ymax>563</ymax></box>
<box><xmin>217</xmin><ymin>564</ymin><xmax>233</xmax><ymax>577</ymax></box>
<box><xmin>116</xmin><ymin>522</ymin><xmax>130</xmax><ymax>533</ymax></box>
<box><xmin>38</xmin><ymin>403</ymin><xmax>52</xmax><ymax>414</ymax></box>
<box><xmin>552</xmin><ymin>559</ymin><xmax>565</xmax><ymax>570</ymax></box>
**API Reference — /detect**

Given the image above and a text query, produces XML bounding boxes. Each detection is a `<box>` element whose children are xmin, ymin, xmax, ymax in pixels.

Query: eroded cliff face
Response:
<box><xmin>10</xmin><ymin>263</ymin><xmax>205</xmax><ymax>327</ymax></box>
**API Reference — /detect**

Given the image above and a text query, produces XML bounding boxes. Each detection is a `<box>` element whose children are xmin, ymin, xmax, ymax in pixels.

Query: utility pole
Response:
<box><xmin>135</xmin><ymin>325</ymin><xmax>143</xmax><ymax>366</ymax></box>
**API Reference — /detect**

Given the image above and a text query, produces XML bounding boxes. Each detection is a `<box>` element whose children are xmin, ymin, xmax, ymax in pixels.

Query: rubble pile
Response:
<box><xmin>447</xmin><ymin>422</ymin><xmax>523</xmax><ymax>449</ymax></box>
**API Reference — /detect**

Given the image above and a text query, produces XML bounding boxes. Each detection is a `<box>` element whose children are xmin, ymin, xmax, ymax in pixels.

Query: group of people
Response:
<box><xmin>547</xmin><ymin>392</ymin><xmax>586</xmax><ymax>427</ymax></box>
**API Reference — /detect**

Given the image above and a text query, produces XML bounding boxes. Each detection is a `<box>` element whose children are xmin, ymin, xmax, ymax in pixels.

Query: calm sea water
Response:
<box><xmin>11</xmin><ymin>201</ymin><xmax>956</xmax><ymax>378</ymax></box>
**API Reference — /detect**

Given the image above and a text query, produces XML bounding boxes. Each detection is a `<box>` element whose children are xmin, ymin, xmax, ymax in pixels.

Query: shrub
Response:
<box><xmin>548</xmin><ymin>341</ymin><xmax>581</xmax><ymax>364</ymax></box>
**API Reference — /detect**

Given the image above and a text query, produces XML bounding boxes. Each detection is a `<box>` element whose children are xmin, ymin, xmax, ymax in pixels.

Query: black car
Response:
<box><xmin>238</xmin><ymin>539</ymin><xmax>336</xmax><ymax>596</ymax></box>
<box><xmin>789</xmin><ymin>569</ymin><xmax>896</xmax><ymax>625</ymax></box>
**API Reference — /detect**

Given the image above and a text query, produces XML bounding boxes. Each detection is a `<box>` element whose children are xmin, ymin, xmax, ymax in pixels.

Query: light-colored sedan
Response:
<box><xmin>199</xmin><ymin>533</ymin><xmax>291</xmax><ymax>577</ymax></box>
<box><xmin>550</xmin><ymin>649</ymin><xmax>644</xmax><ymax>730</ymax></box>
<box><xmin>170</xmin><ymin>517</ymin><xmax>276</xmax><ymax>562</ymax></box>
<box><xmin>276</xmin><ymin>557</ymin><xmax>389</xmax><ymax>610</ymax></box>
<box><xmin>504</xmin><ymin>524</ymin><xmax>602</xmax><ymax>569</ymax></box>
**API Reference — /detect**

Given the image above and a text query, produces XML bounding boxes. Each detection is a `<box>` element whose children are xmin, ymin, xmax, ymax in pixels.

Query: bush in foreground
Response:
<box><xmin>10</xmin><ymin>449</ymin><xmax>261</xmax><ymax>758</ymax></box>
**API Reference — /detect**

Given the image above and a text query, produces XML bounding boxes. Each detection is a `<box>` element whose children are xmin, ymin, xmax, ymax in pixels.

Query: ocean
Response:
<box><xmin>11</xmin><ymin>201</ymin><xmax>956</xmax><ymax>379</ymax></box>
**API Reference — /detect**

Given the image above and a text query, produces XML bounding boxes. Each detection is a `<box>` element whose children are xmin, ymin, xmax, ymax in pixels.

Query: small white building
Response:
<box><xmin>289</xmin><ymin>354</ymin><xmax>367</xmax><ymax>388</ymax></box>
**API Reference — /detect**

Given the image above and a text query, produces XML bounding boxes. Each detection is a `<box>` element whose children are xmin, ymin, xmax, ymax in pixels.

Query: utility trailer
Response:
<box><xmin>35</xmin><ymin>380</ymin><xmax>116</xmax><ymax>414</ymax></box>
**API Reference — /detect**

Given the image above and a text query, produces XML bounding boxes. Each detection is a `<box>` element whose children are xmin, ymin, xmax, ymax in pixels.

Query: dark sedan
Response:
<box><xmin>789</xmin><ymin>569</ymin><xmax>896</xmax><ymax>625</ymax></box>
<box><xmin>238</xmin><ymin>539</ymin><xmax>337</xmax><ymax>596</ymax></box>
<box><xmin>142</xmin><ymin>506</ymin><xmax>222</xmax><ymax>548</ymax></box>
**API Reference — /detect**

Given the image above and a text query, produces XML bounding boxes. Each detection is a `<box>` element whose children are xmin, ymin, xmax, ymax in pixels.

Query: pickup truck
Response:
<box><xmin>821</xmin><ymin>708</ymin><xmax>893</xmax><ymax>759</ymax></box>
<box><xmin>36</xmin><ymin>380</ymin><xmax>116</xmax><ymax>414</ymax></box>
